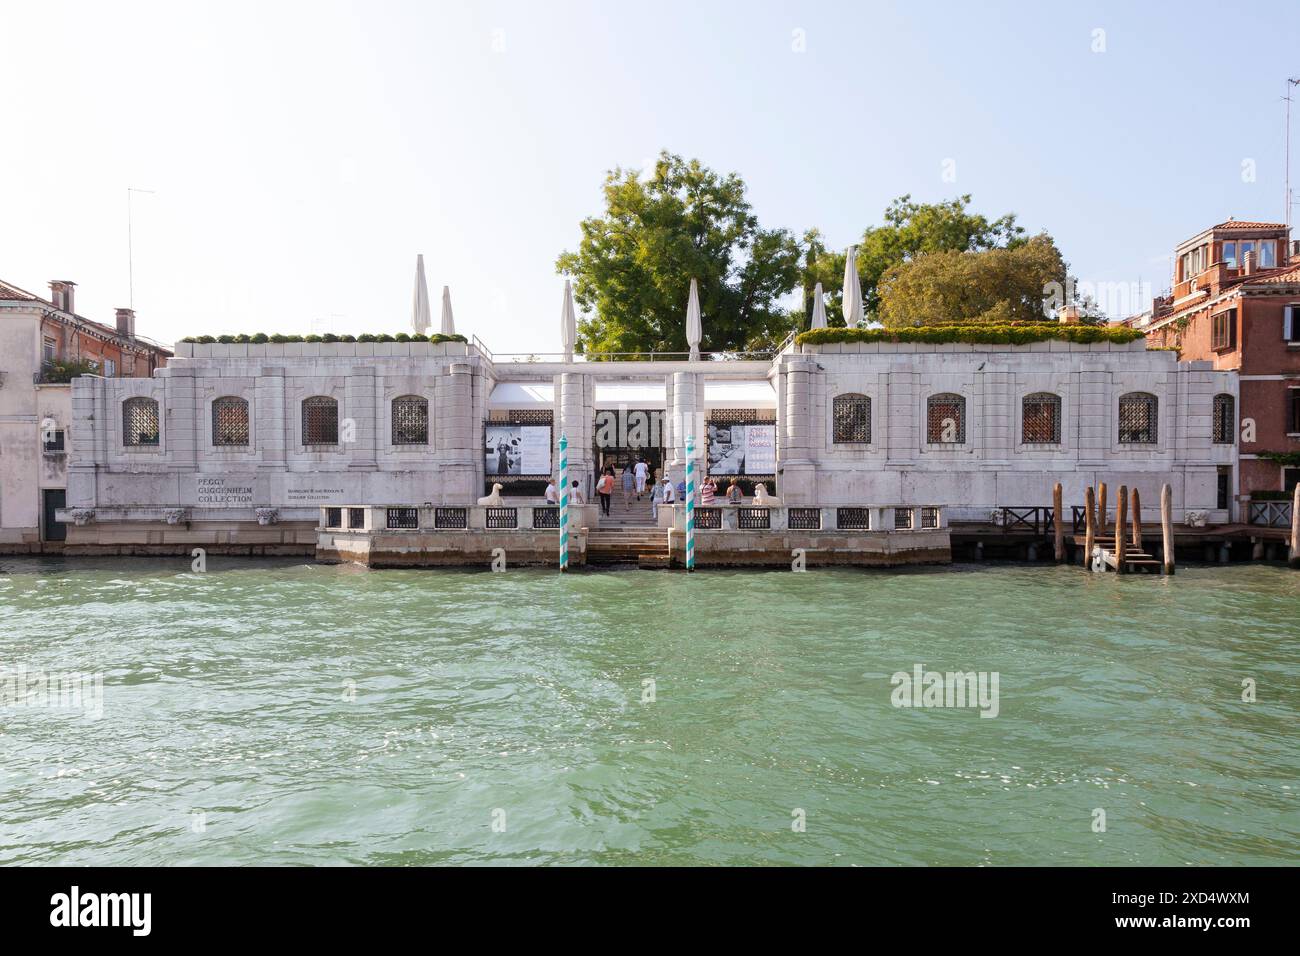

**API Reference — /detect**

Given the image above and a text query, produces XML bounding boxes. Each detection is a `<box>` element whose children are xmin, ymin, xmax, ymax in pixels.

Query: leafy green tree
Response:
<box><xmin>556</xmin><ymin>152</ymin><xmax>802</xmax><ymax>356</ymax></box>
<box><xmin>805</xmin><ymin>194</ymin><xmax>1027</xmax><ymax>325</ymax></box>
<box><xmin>876</xmin><ymin>234</ymin><xmax>1068</xmax><ymax>327</ymax></box>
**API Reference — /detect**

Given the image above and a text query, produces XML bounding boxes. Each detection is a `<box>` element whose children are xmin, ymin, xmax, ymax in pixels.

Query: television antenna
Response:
<box><xmin>127</xmin><ymin>187</ymin><xmax>155</xmax><ymax>309</ymax></box>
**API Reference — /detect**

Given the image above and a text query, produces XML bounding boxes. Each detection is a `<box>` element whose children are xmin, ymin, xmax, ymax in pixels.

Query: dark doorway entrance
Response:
<box><xmin>42</xmin><ymin>489</ymin><xmax>66</xmax><ymax>541</ymax></box>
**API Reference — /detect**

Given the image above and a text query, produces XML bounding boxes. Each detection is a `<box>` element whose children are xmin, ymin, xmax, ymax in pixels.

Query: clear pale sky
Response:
<box><xmin>2</xmin><ymin>0</ymin><xmax>1298</xmax><ymax>352</ymax></box>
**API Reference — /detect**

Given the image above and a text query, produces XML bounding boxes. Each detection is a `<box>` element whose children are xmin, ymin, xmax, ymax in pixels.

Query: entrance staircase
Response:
<box><xmin>586</xmin><ymin>480</ymin><xmax>672</xmax><ymax>567</ymax></box>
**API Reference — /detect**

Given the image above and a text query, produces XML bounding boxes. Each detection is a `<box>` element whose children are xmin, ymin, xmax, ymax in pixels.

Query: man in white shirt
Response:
<box><xmin>633</xmin><ymin>458</ymin><xmax>649</xmax><ymax>498</ymax></box>
<box><xmin>544</xmin><ymin>480</ymin><xmax>558</xmax><ymax>504</ymax></box>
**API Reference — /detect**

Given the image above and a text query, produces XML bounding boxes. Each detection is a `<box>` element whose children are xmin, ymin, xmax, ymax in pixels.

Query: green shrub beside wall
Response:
<box><xmin>795</xmin><ymin>324</ymin><xmax>1146</xmax><ymax>347</ymax></box>
<box><xmin>179</xmin><ymin>332</ymin><xmax>469</xmax><ymax>345</ymax></box>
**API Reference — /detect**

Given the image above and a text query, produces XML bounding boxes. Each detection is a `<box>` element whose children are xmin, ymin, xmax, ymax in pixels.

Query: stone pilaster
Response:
<box><xmin>779</xmin><ymin>356</ymin><xmax>817</xmax><ymax>504</ymax></box>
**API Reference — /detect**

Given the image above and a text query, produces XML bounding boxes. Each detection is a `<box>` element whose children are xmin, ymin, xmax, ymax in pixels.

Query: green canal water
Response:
<box><xmin>0</xmin><ymin>557</ymin><xmax>1296</xmax><ymax>866</ymax></box>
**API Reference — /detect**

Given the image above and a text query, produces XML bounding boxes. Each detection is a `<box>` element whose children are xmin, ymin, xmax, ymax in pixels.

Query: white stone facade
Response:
<box><xmin>59</xmin><ymin>337</ymin><xmax>1238</xmax><ymax>547</ymax></box>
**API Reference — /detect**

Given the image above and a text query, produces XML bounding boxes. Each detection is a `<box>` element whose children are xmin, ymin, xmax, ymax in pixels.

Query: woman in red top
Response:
<box><xmin>596</xmin><ymin>467</ymin><xmax>615</xmax><ymax>516</ymax></box>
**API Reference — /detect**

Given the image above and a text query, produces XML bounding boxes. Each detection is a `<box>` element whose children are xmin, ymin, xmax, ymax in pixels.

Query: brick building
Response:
<box><xmin>1126</xmin><ymin>219</ymin><xmax>1300</xmax><ymax>508</ymax></box>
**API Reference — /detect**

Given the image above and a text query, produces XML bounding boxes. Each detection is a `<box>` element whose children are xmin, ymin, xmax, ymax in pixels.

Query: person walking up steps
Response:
<box><xmin>620</xmin><ymin>462</ymin><xmax>635</xmax><ymax>507</ymax></box>
<box><xmin>633</xmin><ymin>457</ymin><xmax>649</xmax><ymax>499</ymax></box>
<box><xmin>596</xmin><ymin>467</ymin><xmax>614</xmax><ymax>516</ymax></box>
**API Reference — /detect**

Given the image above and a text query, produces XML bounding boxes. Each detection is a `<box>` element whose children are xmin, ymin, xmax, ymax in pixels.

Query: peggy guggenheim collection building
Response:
<box><xmin>45</xmin><ymin>277</ymin><xmax>1237</xmax><ymax>567</ymax></box>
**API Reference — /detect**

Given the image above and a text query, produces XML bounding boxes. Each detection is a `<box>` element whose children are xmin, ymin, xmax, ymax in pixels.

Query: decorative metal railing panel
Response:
<box><xmin>386</xmin><ymin>507</ymin><xmax>418</xmax><ymax>530</ymax></box>
<box><xmin>837</xmin><ymin>507</ymin><xmax>871</xmax><ymax>531</ymax></box>
<box><xmin>737</xmin><ymin>507</ymin><xmax>771</xmax><ymax>530</ymax></box>
<box><xmin>532</xmin><ymin>507</ymin><xmax>561</xmax><ymax>529</ymax></box>
<box><xmin>434</xmin><ymin>507</ymin><xmax>468</xmax><ymax>530</ymax></box>
<box><xmin>485</xmin><ymin>507</ymin><xmax>518</xmax><ymax>529</ymax></box>
<box><xmin>695</xmin><ymin>508</ymin><xmax>722</xmax><ymax>530</ymax></box>
<box><xmin>788</xmin><ymin>507</ymin><xmax>821</xmax><ymax>530</ymax></box>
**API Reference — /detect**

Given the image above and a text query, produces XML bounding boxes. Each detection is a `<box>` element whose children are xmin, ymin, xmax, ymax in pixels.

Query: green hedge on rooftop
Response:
<box><xmin>794</xmin><ymin>324</ymin><xmax>1146</xmax><ymax>347</ymax></box>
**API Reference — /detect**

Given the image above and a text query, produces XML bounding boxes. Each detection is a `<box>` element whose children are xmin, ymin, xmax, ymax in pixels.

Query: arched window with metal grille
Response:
<box><xmin>1021</xmin><ymin>392</ymin><xmax>1062</xmax><ymax>444</ymax></box>
<box><xmin>1118</xmin><ymin>392</ymin><xmax>1158</xmax><ymax>444</ymax></box>
<box><xmin>122</xmin><ymin>397</ymin><xmax>160</xmax><ymax>446</ymax></box>
<box><xmin>392</xmin><ymin>395</ymin><xmax>429</xmax><ymax>445</ymax></box>
<box><xmin>831</xmin><ymin>393</ymin><xmax>871</xmax><ymax>444</ymax></box>
<box><xmin>1211</xmin><ymin>393</ymin><xmax>1235</xmax><ymax>445</ymax></box>
<box><xmin>926</xmin><ymin>393</ymin><xmax>965</xmax><ymax>444</ymax></box>
<box><xmin>302</xmin><ymin>396</ymin><xmax>339</xmax><ymax>445</ymax></box>
<box><xmin>212</xmin><ymin>396</ymin><xmax>250</xmax><ymax>446</ymax></box>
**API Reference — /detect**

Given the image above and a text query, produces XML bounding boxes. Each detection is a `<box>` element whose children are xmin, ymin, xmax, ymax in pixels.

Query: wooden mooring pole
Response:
<box><xmin>1098</xmin><ymin>482</ymin><xmax>1108</xmax><ymax>534</ymax></box>
<box><xmin>1084</xmin><ymin>485</ymin><xmax>1096</xmax><ymax>569</ymax></box>
<box><xmin>1131</xmin><ymin>488</ymin><xmax>1143</xmax><ymax>552</ymax></box>
<box><xmin>1115</xmin><ymin>486</ymin><xmax>1128</xmax><ymax>573</ymax></box>
<box><xmin>1290</xmin><ymin>484</ymin><xmax>1300</xmax><ymax>570</ymax></box>
<box><xmin>1053</xmin><ymin>482</ymin><xmax>1065</xmax><ymax>563</ymax></box>
<box><xmin>1160</xmin><ymin>483</ymin><xmax>1175</xmax><ymax>575</ymax></box>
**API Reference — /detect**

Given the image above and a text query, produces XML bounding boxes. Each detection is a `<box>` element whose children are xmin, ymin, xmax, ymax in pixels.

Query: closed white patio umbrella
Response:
<box><xmin>440</xmin><ymin>285</ymin><xmax>455</xmax><ymax>336</ymax></box>
<box><xmin>809</xmin><ymin>281</ymin><xmax>827</xmax><ymax>329</ymax></box>
<box><xmin>411</xmin><ymin>255</ymin><xmax>431</xmax><ymax>335</ymax></box>
<box><xmin>686</xmin><ymin>278</ymin><xmax>702</xmax><ymax>361</ymax></box>
<box><xmin>561</xmin><ymin>279</ymin><xmax>577</xmax><ymax>361</ymax></box>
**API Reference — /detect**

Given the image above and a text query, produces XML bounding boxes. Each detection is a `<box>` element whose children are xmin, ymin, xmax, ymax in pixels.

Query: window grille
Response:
<box><xmin>895</xmin><ymin>508</ymin><xmax>914</xmax><ymax>530</ymax></box>
<box><xmin>921</xmin><ymin>507</ymin><xmax>940</xmax><ymax>529</ymax></box>
<box><xmin>1212</xmin><ymin>394</ymin><xmax>1234</xmax><ymax>444</ymax></box>
<box><xmin>1118</xmin><ymin>393</ymin><xmax>1157</xmax><ymax>444</ymax></box>
<box><xmin>1021</xmin><ymin>393</ymin><xmax>1061</xmax><ymax>444</ymax></box>
<box><xmin>347</xmin><ymin>507</ymin><xmax>365</xmax><ymax>530</ymax></box>
<box><xmin>392</xmin><ymin>395</ymin><xmax>429</xmax><ymax>445</ymax></box>
<box><xmin>123</xmin><ymin>397</ymin><xmax>160</xmax><ymax>446</ymax></box>
<box><xmin>302</xmin><ymin>396</ymin><xmax>338</xmax><ymax>445</ymax></box>
<box><xmin>324</xmin><ymin>507</ymin><xmax>342</xmax><ymax>528</ymax></box>
<box><xmin>213</xmin><ymin>396</ymin><xmax>250</xmax><ymax>446</ymax></box>
<box><xmin>832</xmin><ymin>393</ymin><xmax>871</xmax><ymax>444</ymax></box>
<box><xmin>927</xmin><ymin>394</ymin><xmax>965</xmax><ymax>444</ymax></box>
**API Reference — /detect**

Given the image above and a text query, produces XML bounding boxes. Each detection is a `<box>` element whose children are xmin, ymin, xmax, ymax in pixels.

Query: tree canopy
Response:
<box><xmin>556</xmin><ymin>152</ymin><xmax>801</xmax><ymax>355</ymax></box>
<box><xmin>558</xmin><ymin>155</ymin><xmax>1076</xmax><ymax>354</ymax></box>
<box><xmin>876</xmin><ymin>235</ymin><xmax>1068</xmax><ymax>327</ymax></box>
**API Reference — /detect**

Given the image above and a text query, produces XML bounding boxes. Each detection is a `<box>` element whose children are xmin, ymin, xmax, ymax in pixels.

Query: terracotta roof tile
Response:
<box><xmin>0</xmin><ymin>278</ymin><xmax>41</xmax><ymax>301</ymax></box>
<box><xmin>1210</xmin><ymin>219</ymin><xmax>1288</xmax><ymax>231</ymax></box>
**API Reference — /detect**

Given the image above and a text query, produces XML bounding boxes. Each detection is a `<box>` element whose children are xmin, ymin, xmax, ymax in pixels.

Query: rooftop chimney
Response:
<box><xmin>49</xmin><ymin>280</ymin><xmax>76</xmax><ymax>314</ymax></box>
<box><xmin>1242</xmin><ymin>251</ymin><xmax>1256</xmax><ymax>276</ymax></box>
<box><xmin>115</xmin><ymin>307</ymin><xmax>136</xmax><ymax>339</ymax></box>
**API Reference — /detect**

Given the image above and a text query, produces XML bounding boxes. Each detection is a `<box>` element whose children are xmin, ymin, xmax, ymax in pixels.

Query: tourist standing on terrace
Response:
<box><xmin>545</xmin><ymin>479</ymin><xmax>559</xmax><ymax>504</ymax></box>
<box><xmin>726</xmin><ymin>480</ymin><xmax>743</xmax><ymax>505</ymax></box>
<box><xmin>570</xmin><ymin>480</ymin><xmax>585</xmax><ymax>505</ymax></box>
<box><xmin>633</xmin><ymin>458</ymin><xmax>649</xmax><ymax>498</ymax></box>
<box><xmin>701</xmin><ymin>477</ymin><xmax>717</xmax><ymax>505</ymax></box>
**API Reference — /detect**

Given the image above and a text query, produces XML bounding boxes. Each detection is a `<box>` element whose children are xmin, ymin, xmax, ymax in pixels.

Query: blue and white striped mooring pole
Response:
<box><xmin>558</xmin><ymin>432</ymin><xmax>569</xmax><ymax>572</ymax></box>
<box><xmin>685</xmin><ymin>435</ymin><xmax>696</xmax><ymax>572</ymax></box>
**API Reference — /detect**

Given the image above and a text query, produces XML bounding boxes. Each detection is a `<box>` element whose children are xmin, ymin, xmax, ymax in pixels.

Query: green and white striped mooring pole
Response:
<box><xmin>685</xmin><ymin>434</ymin><xmax>696</xmax><ymax>572</ymax></box>
<box><xmin>558</xmin><ymin>432</ymin><xmax>569</xmax><ymax>572</ymax></box>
